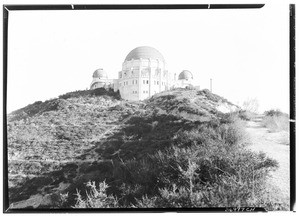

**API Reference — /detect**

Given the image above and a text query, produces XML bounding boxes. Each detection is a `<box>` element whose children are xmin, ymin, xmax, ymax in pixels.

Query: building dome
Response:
<box><xmin>178</xmin><ymin>70</ymin><xmax>193</xmax><ymax>80</ymax></box>
<box><xmin>124</xmin><ymin>46</ymin><xmax>165</xmax><ymax>62</ymax></box>
<box><xmin>93</xmin><ymin>68</ymin><xmax>108</xmax><ymax>79</ymax></box>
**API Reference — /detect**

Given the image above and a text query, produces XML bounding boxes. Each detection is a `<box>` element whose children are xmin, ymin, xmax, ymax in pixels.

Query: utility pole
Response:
<box><xmin>210</xmin><ymin>78</ymin><xmax>212</xmax><ymax>92</ymax></box>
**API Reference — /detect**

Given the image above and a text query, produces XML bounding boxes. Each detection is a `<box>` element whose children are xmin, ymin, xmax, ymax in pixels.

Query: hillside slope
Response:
<box><xmin>7</xmin><ymin>88</ymin><xmax>278</xmax><ymax>209</ymax></box>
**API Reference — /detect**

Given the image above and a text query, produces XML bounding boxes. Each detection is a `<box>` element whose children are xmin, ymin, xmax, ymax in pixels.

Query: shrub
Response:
<box><xmin>62</xmin><ymin>110</ymin><xmax>280</xmax><ymax>209</ymax></box>
<box><xmin>133</xmin><ymin>145</ymin><xmax>278</xmax><ymax>208</ymax></box>
<box><xmin>73</xmin><ymin>181</ymin><xmax>119</xmax><ymax>208</ymax></box>
<box><xmin>264</xmin><ymin>109</ymin><xmax>287</xmax><ymax>117</ymax></box>
<box><xmin>262</xmin><ymin>115</ymin><xmax>289</xmax><ymax>132</ymax></box>
<box><xmin>218</xmin><ymin>117</ymin><xmax>249</xmax><ymax>146</ymax></box>
<box><xmin>262</xmin><ymin>109</ymin><xmax>289</xmax><ymax>132</ymax></box>
<box><xmin>58</xmin><ymin>88</ymin><xmax>121</xmax><ymax>100</ymax></box>
<box><xmin>237</xmin><ymin>110</ymin><xmax>256</xmax><ymax>121</ymax></box>
<box><xmin>119</xmin><ymin>117</ymin><xmax>276</xmax><ymax>208</ymax></box>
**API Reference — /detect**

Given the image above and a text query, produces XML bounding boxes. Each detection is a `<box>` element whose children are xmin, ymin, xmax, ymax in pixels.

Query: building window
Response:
<box><xmin>146</xmin><ymin>80</ymin><xmax>149</xmax><ymax>84</ymax></box>
<box><xmin>157</xmin><ymin>81</ymin><xmax>159</xmax><ymax>85</ymax></box>
<box><xmin>143</xmin><ymin>80</ymin><xmax>145</xmax><ymax>84</ymax></box>
<box><xmin>136</xmin><ymin>80</ymin><xmax>138</xmax><ymax>84</ymax></box>
<box><xmin>132</xmin><ymin>80</ymin><xmax>134</xmax><ymax>85</ymax></box>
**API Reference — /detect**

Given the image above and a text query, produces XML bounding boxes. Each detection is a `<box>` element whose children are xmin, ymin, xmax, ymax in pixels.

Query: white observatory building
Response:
<box><xmin>90</xmin><ymin>46</ymin><xmax>198</xmax><ymax>101</ymax></box>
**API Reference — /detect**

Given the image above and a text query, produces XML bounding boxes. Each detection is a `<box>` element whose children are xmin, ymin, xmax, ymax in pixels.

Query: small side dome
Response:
<box><xmin>93</xmin><ymin>68</ymin><xmax>108</xmax><ymax>79</ymax></box>
<box><xmin>178</xmin><ymin>70</ymin><xmax>193</xmax><ymax>80</ymax></box>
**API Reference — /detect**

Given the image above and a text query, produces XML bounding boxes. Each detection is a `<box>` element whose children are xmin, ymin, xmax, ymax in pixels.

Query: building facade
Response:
<box><xmin>90</xmin><ymin>68</ymin><xmax>118</xmax><ymax>92</ymax></box>
<box><xmin>90</xmin><ymin>46</ymin><xmax>198</xmax><ymax>101</ymax></box>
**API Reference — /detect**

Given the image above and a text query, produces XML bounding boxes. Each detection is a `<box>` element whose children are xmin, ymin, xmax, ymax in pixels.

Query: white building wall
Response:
<box><xmin>174</xmin><ymin>78</ymin><xmax>195</xmax><ymax>89</ymax></box>
<box><xmin>119</xmin><ymin>58</ymin><xmax>168</xmax><ymax>101</ymax></box>
<box><xmin>90</xmin><ymin>78</ymin><xmax>115</xmax><ymax>90</ymax></box>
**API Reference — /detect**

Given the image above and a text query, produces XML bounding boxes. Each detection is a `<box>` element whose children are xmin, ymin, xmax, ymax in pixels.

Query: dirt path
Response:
<box><xmin>245</xmin><ymin>116</ymin><xmax>290</xmax><ymax>206</ymax></box>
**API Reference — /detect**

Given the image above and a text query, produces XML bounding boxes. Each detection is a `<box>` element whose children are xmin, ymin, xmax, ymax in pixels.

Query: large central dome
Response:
<box><xmin>124</xmin><ymin>46</ymin><xmax>165</xmax><ymax>62</ymax></box>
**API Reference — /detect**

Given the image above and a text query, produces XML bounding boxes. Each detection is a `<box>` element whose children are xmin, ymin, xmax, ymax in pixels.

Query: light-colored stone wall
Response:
<box><xmin>172</xmin><ymin>78</ymin><xmax>195</xmax><ymax>89</ymax></box>
<box><xmin>118</xmin><ymin>58</ymin><xmax>170</xmax><ymax>101</ymax></box>
<box><xmin>90</xmin><ymin>78</ymin><xmax>115</xmax><ymax>90</ymax></box>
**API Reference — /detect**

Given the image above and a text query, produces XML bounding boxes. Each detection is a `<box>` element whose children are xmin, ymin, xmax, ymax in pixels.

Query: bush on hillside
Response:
<box><xmin>264</xmin><ymin>109</ymin><xmax>287</xmax><ymax>117</ymax></box>
<box><xmin>58</xmin><ymin>88</ymin><xmax>121</xmax><ymax>100</ymax></box>
<box><xmin>8</xmin><ymin>88</ymin><xmax>282</xmax><ymax>210</ymax></box>
<box><xmin>72</xmin><ymin>115</ymin><xmax>278</xmax><ymax>209</ymax></box>
<box><xmin>73</xmin><ymin>181</ymin><xmax>118</xmax><ymax>208</ymax></box>
<box><xmin>262</xmin><ymin>116</ymin><xmax>289</xmax><ymax>132</ymax></box>
<box><xmin>8</xmin><ymin>88</ymin><xmax>121</xmax><ymax>122</ymax></box>
<box><xmin>262</xmin><ymin>109</ymin><xmax>289</xmax><ymax>132</ymax></box>
<box><xmin>237</xmin><ymin>110</ymin><xmax>256</xmax><ymax>121</ymax></box>
<box><xmin>198</xmin><ymin>89</ymin><xmax>234</xmax><ymax>106</ymax></box>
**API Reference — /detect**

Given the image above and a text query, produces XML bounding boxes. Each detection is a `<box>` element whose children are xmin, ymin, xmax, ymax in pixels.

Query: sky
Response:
<box><xmin>7</xmin><ymin>3</ymin><xmax>290</xmax><ymax>113</ymax></box>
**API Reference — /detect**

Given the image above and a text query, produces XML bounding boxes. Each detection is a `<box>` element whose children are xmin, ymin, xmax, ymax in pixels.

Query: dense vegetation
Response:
<box><xmin>7</xmin><ymin>88</ymin><xmax>280</xmax><ymax>210</ymax></box>
<box><xmin>262</xmin><ymin>109</ymin><xmax>289</xmax><ymax>132</ymax></box>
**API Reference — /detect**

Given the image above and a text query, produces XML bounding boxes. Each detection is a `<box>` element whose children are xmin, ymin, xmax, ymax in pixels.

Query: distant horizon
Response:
<box><xmin>7</xmin><ymin>4</ymin><xmax>290</xmax><ymax>113</ymax></box>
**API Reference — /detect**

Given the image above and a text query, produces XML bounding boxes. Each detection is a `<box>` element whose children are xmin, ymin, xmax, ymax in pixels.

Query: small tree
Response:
<box><xmin>242</xmin><ymin>98</ymin><xmax>259</xmax><ymax>113</ymax></box>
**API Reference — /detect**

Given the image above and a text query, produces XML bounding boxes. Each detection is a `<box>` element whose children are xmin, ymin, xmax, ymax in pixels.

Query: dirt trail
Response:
<box><xmin>245</xmin><ymin>115</ymin><xmax>290</xmax><ymax>205</ymax></box>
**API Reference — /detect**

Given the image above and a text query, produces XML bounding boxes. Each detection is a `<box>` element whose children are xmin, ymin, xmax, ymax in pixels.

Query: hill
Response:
<box><xmin>6</xmin><ymin>88</ymin><xmax>278</xmax><ymax>209</ymax></box>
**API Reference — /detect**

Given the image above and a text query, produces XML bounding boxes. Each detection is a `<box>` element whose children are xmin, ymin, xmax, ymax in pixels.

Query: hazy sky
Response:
<box><xmin>7</xmin><ymin>3</ymin><xmax>290</xmax><ymax>113</ymax></box>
